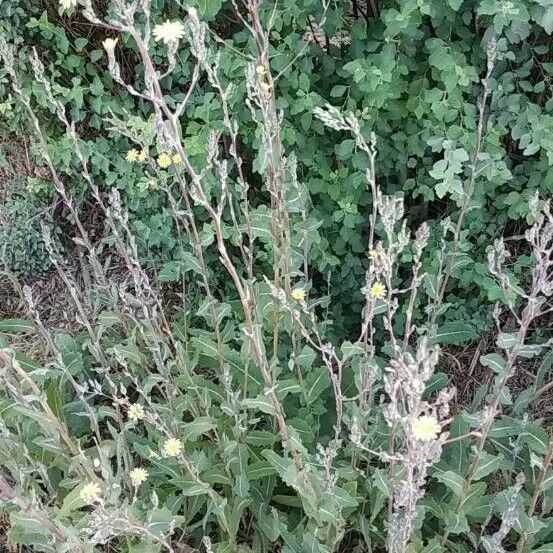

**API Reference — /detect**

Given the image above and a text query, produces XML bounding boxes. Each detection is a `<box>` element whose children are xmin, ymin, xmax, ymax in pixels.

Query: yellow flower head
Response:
<box><xmin>102</xmin><ymin>37</ymin><xmax>118</xmax><ymax>52</ymax></box>
<box><xmin>411</xmin><ymin>415</ymin><xmax>441</xmax><ymax>442</ymax></box>
<box><xmin>126</xmin><ymin>149</ymin><xmax>139</xmax><ymax>162</ymax></box>
<box><xmin>137</xmin><ymin>149</ymin><xmax>148</xmax><ymax>162</ymax></box>
<box><xmin>291</xmin><ymin>287</ymin><xmax>306</xmax><ymax>302</ymax></box>
<box><xmin>368</xmin><ymin>249</ymin><xmax>379</xmax><ymax>261</ymax></box>
<box><xmin>129</xmin><ymin>467</ymin><xmax>149</xmax><ymax>487</ymax></box>
<box><xmin>79</xmin><ymin>482</ymin><xmax>101</xmax><ymax>504</ymax></box>
<box><xmin>162</xmin><ymin>438</ymin><xmax>183</xmax><ymax>457</ymax></box>
<box><xmin>128</xmin><ymin>403</ymin><xmax>145</xmax><ymax>422</ymax></box>
<box><xmin>172</xmin><ymin>153</ymin><xmax>182</xmax><ymax>166</ymax></box>
<box><xmin>370</xmin><ymin>282</ymin><xmax>386</xmax><ymax>299</ymax></box>
<box><xmin>153</xmin><ymin>20</ymin><xmax>185</xmax><ymax>45</ymax></box>
<box><xmin>157</xmin><ymin>153</ymin><xmax>172</xmax><ymax>169</ymax></box>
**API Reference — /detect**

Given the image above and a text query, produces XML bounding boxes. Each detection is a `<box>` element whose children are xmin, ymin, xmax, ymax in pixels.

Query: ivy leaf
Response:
<box><xmin>330</xmin><ymin>85</ymin><xmax>348</xmax><ymax>97</ymax></box>
<box><xmin>189</xmin><ymin>0</ymin><xmax>222</xmax><ymax>20</ymax></box>
<box><xmin>540</xmin><ymin>7</ymin><xmax>553</xmax><ymax>34</ymax></box>
<box><xmin>447</xmin><ymin>0</ymin><xmax>464</xmax><ymax>10</ymax></box>
<box><xmin>335</xmin><ymin>139</ymin><xmax>355</xmax><ymax>160</ymax></box>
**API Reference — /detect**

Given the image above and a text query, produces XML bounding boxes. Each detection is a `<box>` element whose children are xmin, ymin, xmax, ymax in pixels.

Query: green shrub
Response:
<box><xmin>0</xmin><ymin>195</ymin><xmax>61</xmax><ymax>279</ymax></box>
<box><xmin>2</xmin><ymin>0</ymin><xmax>552</xmax><ymax>337</ymax></box>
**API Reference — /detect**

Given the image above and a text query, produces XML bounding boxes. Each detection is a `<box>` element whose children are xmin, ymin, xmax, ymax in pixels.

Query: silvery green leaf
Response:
<box><xmin>473</xmin><ymin>452</ymin><xmax>504</xmax><ymax>481</ymax></box>
<box><xmin>434</xmin><ymin>470</ymin><xmax>466</xmax><ymax>497</ymax></box>
<box><xmin>0</xmin><ymin>318</ymin><xmax>35</xmax><ymax>334</ymax></box>
<box><xmin>480</xmin><ymin>353</ymin><xmax>506</xmax><ymax>374</ymax></box>
<box><xmin>531</xmin><ymin>544</ymin><xmax>553</xmax><ymax>553</ymax></box>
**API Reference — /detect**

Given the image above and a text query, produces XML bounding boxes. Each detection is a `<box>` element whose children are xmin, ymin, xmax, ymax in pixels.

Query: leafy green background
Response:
<box><xmin>2</xmin><ymin>0</ymin><xmax>552</xmax><ymax>337</ymax></box>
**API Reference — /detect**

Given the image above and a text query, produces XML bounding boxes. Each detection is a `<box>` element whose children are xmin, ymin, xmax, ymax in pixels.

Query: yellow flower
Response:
<box><xmin>128</xmin><ymin>403</ymin><xmax>145</xmax><ymax>422</ymax></box>
<box><xmin>411</xmin><ymin>415</ymin><xmax>441</xmax><ymax>442</ymax></box>
<box><xmin>153</xmin><ymin>20</ymin><xmax>185</xmax><ymax>45</ymax></box>
<box><xmin>162</xmin><ymin>438</ymin><xmax>183</xmax><ymax>457</ymax></box>
<box><xmin>256</xmin><ymin>64</ymin><xmax>267</xmax><ymax>75</ymax></box>
<box><xmin>157</xmin><ymin>153</ymin><xmax>172</xmax><ymax>169</ymax></box>
<box><xmin>291</xmin><ymin>287</ymin><xmax>306</xmax><ymax>302</ymax></box>
<box><xmin>102</xmin><ymin>37</ymin><xmax>118</xmax><ymax>52</ymax></box>
<box><xmin>369</xmin><ymin>282</ymin><xmax>386</xmax><ymax>299</ymax></box>
<box><xmin>129</xmin><ymin>467</ymin><xmax>149</xmax><ymax>487</ymax></box>
<box><xmin>126</xmin><ymin>149</ymin><xmax>139</xmax><ymax>162</ymax></box>
<box><xmin>172</xmin><ymin>153</ymin><xmax>182</xmax><ymax>165</ymax></box>
<box><xmin>368</xmin><ymin>249</ymin><xmax>379</xmax><ymax>261</ymax></box>
<box><xmin>137</xmin><ymin>149</ymin><xmax>148</xmax><ymax>162</ymax></box>
<box><xmin>79</xmin><ymin>482</ymin><xmax>101</xmax><ymax>504</ymax></box>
